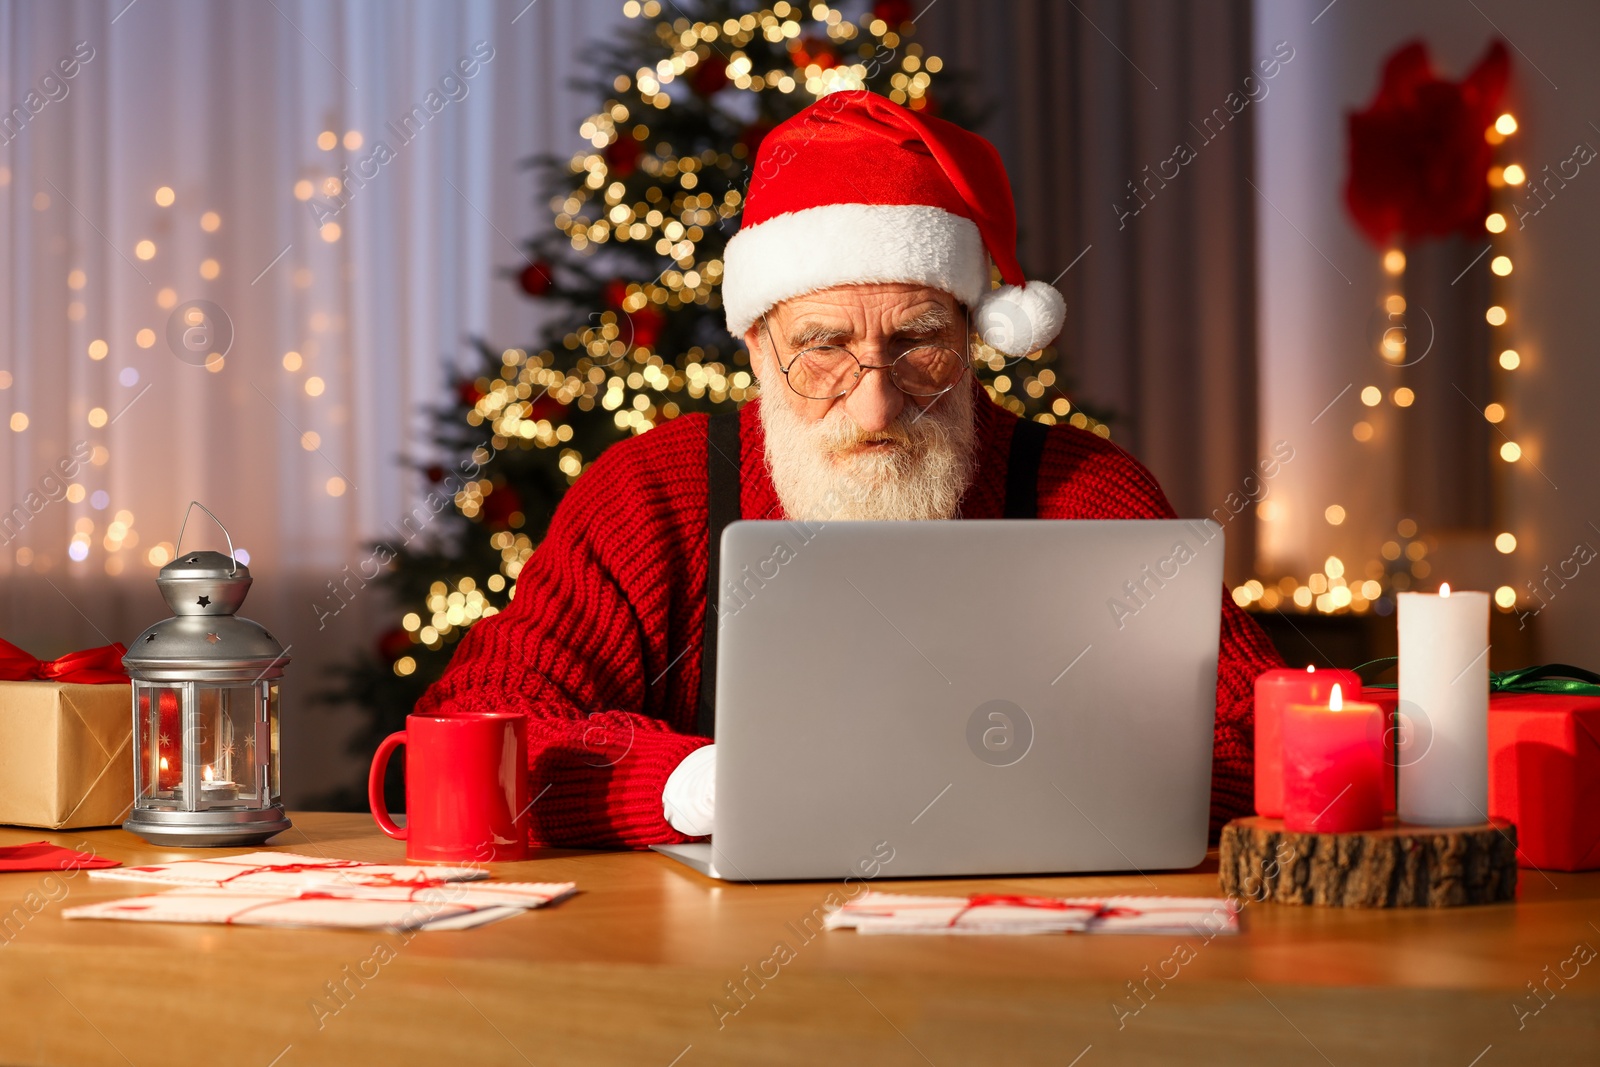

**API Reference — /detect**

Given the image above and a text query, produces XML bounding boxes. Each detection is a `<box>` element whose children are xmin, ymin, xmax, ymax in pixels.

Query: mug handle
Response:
<box><xmin>368</xmin><ymin>731</ymin><xmax>408</xmax><ymax>840</ymax></box>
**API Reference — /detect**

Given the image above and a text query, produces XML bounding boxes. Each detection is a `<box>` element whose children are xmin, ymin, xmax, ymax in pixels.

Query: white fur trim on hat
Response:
<box><xmin>722</xmin><ymin>203</ymin><xmax>989</xmax><ymax>340</ymax></box>
<box><xmin>974</xmin><ymin>281</ymin><xmax>1066</xmax><ymax>358</ymax></box>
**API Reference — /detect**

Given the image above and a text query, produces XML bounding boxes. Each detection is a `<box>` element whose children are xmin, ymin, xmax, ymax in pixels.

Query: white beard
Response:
<box><xmin>756</xmin><ymin>375</ymin><xmax>978</xmax><ymax>521</ymax></box>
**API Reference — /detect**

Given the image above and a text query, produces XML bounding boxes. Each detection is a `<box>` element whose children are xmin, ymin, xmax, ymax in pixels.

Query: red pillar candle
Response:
<box><xmin>1254</xmin><ymin>666</ymin><xmax>1362</xmax><ymax>817</ymax></box>
<box><xmin>1361</xmin><ymin>686</ymin><xmax>1400</xmax><ymax>814</ymax></box>
<box><xmin>1282</xmin><ymin>683</ymin><xmax>1386</xmax><ymax>833</ymax></box>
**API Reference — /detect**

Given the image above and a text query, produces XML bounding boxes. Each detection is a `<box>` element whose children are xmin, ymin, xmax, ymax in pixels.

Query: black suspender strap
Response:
<box><xmin>697</xmin><ymin>411</ymin><xmax>742</xmax><ymax>738</ymax></box>
<box><xmin>698</xmin><ymin>411</ymin><xmax>1041</xmax><ymax>737</ymax></box>
<box><xmin>1004</xmin><ymin>418</ymin><xmax>1049</xmax><ymax>519</ymax></box>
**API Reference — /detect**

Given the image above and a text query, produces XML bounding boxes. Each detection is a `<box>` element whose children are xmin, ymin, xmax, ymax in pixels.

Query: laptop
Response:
<box><xmin>652</xmin><ymin>518</ymin><xmax>1225</xmax><ymax>882</ymax></box>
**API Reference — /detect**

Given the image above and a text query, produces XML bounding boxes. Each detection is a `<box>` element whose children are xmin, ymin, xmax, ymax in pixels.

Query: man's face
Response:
<box><xmin>745</xmin><ymin>282</ymin><xmax>979</xmax><ymax>521</ymax></box>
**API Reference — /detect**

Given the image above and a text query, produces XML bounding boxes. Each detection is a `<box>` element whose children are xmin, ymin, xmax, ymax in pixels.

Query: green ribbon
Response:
<box><xmin>1486</xmin><ymin>663</ymin><xmax>1600</xmax><ymax>696</ymax></box>
<box><xmin>1351</xmin><ymin>657</ymin><xmax>1600</xmax><ymax>695</ymax></box>
<box><xmin>1346</xmin><ymin>658</ymin><xmax>1600</xmax><ymax>803</ymax></box>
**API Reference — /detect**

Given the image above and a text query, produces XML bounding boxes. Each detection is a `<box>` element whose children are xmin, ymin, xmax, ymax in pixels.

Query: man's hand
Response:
<box><xmin>662</xmin><ymin>744</ymin><xmax>716</xmax><ymax>836</ymax></box>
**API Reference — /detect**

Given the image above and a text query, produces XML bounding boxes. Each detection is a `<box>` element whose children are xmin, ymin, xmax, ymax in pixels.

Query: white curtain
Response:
<box><xmin>0</xmin><ymin>0</ymin><xmax>626</xmax><ymax>801</ymax></box>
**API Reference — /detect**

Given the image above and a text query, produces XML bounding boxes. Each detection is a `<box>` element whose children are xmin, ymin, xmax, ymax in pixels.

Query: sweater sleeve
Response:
<box><xmin>1044</xmin><ymin>428</ymin><xmax>1286</xmax><ymax>838</ymax></box>
<box><xmin>1209</xmin><ymin>589</ymin><xmax>1286</xmax><ymax>835</ymax></box>
<box><xmin>415</xmin><ymin>429</ymin><xmax>711</xmax><ymax>850</ymax></box>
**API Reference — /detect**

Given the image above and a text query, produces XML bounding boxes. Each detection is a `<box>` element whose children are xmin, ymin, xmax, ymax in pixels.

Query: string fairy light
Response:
<box><xmin>1237</xmin><ymin>110</ymin><xmax>1523</xmax><ymax>617</ymax></box>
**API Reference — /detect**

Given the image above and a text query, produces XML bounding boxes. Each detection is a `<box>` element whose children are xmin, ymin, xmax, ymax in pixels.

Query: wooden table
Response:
<box><xmin>0</xmin><ymin>813</ymin><xmax>1595</xmax><ymax>1066</ymax></box>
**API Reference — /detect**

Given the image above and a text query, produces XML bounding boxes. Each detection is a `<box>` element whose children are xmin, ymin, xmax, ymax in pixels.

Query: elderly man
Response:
<box><xmin>418</xmin><ymin>90</ymin><xmax>1285</xmax><ymax>848</ymax></box>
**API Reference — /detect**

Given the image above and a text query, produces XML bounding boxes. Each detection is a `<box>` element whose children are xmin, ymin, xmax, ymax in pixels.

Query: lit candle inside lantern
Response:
<box><xmin>1396</xmin><ymin>583</ymin><xmax>1490</xmax><ymax>825</ymax></box>
<box><xmin>1282</xmin><ymin>683</ymin><xmax>1386</xmax><ymax>833</ymax></box>
<box><xmin>200</xmin><ymin>764</ymin><xmax>239</xmax><ymax>802</ymax></box>
<box><xmin>1254</xmin><ymin>664</ymin><xmax>1362</xmax><ymax>817</ymax></box>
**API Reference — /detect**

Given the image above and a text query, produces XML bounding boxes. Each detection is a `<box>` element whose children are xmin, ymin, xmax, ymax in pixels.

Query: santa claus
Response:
<box><xmin>417</xmin><ymin>90</ymin><xmax>1284</xmax><ymax>846</ymax></box>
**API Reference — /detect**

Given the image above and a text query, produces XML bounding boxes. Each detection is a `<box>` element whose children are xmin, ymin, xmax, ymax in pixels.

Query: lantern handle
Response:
<box><xmin>174</xmin><ymin>501</ymin><xmax>239</xmax><ymax>576</ymax></box>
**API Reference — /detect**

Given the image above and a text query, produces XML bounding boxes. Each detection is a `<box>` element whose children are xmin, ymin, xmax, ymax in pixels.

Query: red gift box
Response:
<box><xmin>1354</xmin><ymin>685</ymin><xmax>1600</xmax><ymax>871</ymax></box>
<box><xmin>1487</xmin><ymin>692</ymin><xmax>1600</xmax><ymax>872</ymax></box>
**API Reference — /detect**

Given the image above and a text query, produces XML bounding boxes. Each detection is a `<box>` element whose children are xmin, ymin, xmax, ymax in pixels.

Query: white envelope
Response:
<box><xmin>826</xmin><ymin>891</ymin><xmax>1239</xmax><ymax>936</ymax></box>
<box><xmin>63</xmin><ymin>889</ymin><xmax>528</xmax><ymax>931</ymax></box>
<box><xmin>87</xmin><ymin>851</ymin><xmax>491</xmax><ymax>892</ymax></box>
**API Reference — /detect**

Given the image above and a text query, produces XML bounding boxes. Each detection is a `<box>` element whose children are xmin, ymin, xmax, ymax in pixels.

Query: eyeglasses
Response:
<box><xmin>761</xmin><ymin>312</ymin><xmax>971</xmax><ymax>402</ymax></box>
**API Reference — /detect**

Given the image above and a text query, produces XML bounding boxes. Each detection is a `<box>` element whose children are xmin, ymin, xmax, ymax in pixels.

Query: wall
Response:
<box><xmin>1254</xmin><ymin>0</ymin><xmax>1597</xmax><ymax>662</ymax></box>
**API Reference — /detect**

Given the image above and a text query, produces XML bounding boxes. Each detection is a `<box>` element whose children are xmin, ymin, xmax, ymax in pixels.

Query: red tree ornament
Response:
<box><xmin>627</xmin><ymin>304</ymin><xmax>666</xmax><ymax>350</ymax></box>
<box><xmin>527</xmin><ymin>393</ymin><xmax>566</xmax><ymax>424</ymax></box>
<box><xmin>601</xmin><ymin>277</ymin><xmax>665</xmax><ymax>348</ymax></box>
<box><xmin>456</xmin><ymin>378</ymin><xmax>485</xmax><ymax>407</ymax></box>
<box><xmin>692</xmin><ymin>53</ymin><xmax>730</xmax><ymax>96</ymax></box>
<box><xmin>376</xmin><ymin>628</ymin><xmax>414</xmax><ymax>663</ymax></box>
<box><xmin>518</xmin><ymin>260</ymin><xmax>554</xmax><ymax>297</ymax></box>
<box><xmin>605</xmin><ymin>136</ymin><xmax>641</xmax><ymax>177</ymax></box>
<box><xmin>789</xmin><ymin>36</ymin><xmax>838</xmax><ymax>71</ymax></box>
<box><xmin>480</xmin><ymin>483</ymin><xmax>524</xmax><ymax>530</ymax></box>
<box><xmin>1344</xmin><ymin>39</ymin><xmax>1510</xmax><ymax>247</ymax></box>
<box><xmin>874</xmin><ymin>0</ymin><xmax>913</xmax><ymax>27</ymax></box>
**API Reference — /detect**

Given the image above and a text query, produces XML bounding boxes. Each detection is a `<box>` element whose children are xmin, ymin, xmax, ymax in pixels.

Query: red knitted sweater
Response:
<box><xmin>416</xmin><ymin>376</ymin><xmax>1286</xmax><ymax>847</ymax></box>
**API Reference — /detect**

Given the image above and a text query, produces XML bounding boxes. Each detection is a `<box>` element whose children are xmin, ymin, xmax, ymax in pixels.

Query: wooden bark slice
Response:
<box><xmin>1218</xmin><ymin>816</ymin><xmax>1518</xmax><ymax>907</ymax></box>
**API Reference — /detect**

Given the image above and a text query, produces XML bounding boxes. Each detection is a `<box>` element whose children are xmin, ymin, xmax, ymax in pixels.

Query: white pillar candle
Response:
<box><xmin>1396</xmin><ymin>585</ymin><xmax>1490</xmax><ymax>825</ymax></box>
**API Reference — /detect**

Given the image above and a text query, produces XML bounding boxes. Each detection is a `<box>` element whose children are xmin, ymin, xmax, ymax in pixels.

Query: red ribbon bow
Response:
<box><xmin>0</xmin><ymin>638</ymin><xmax>128</xmax><ymax>685</ymax></box>
<box><xmin>214</xmin><ymin>860</ymin><xmax>453</xmax><ymax>891</ymax></box>
<box><xmin>215</xmin><ymin>860</ymin><xmax>365</xmax><ymax>883</ymax></box>
<box><xmin>949</xmin><ymin>894</ymin><xmax>1108</xmax><ymax>927</ymax></box>
<box><xmin>963</xmin><ymin>894</ymin><xmax>1101</xmax><ymax>911</ymax></box>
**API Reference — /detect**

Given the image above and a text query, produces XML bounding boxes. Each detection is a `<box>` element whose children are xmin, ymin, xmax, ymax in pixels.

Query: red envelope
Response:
<box><xmin>0</xmin><ymin>842</ymin><xmax>121</xmax><ymax>872</ymax></box>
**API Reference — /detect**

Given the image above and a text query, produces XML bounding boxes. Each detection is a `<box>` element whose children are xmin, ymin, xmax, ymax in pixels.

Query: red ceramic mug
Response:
<box><xmin>368</xmin><ymin>712</ymin><xmax>530</xmax><ymax>863</ymax></box>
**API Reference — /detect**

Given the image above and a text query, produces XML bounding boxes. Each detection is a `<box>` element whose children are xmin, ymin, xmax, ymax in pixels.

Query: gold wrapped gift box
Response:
<box><xmin>0</xmin><ymin>680</ymin><xmax>132</xmax><ymax>829</ymax></box>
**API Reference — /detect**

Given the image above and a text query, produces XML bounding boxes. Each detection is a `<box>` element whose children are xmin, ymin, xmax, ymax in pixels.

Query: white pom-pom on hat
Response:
<box><xmin>973</xmin><ymin>281</ymin><xmax>1066</xmax><ymax>358</ymax></box>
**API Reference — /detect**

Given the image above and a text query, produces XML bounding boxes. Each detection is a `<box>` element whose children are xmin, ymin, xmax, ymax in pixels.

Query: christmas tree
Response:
<box><xmin>316</xmin><ymin>0</ymin><xmax>1111</xmax><ymax>808</ymax></box>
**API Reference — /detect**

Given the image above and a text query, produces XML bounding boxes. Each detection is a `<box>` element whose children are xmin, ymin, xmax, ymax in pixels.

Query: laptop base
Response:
<box><xmin>651</xmin><ymin>842</ymin><xmax>719</xmax><ymax>878</ymax></box>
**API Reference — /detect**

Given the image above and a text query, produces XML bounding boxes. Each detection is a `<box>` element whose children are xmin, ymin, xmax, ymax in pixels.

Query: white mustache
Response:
<box><xmin>757</xmin><ymin>380</ymin><xmax>978</xmax><ymax>521</ymax></box>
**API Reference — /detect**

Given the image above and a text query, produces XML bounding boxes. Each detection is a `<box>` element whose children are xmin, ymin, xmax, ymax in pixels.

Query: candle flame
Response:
<box><xmin>1440</xmin><ymin>582</ymin><xmax>1451</xmax><ymax>597</ymax></box>
<box><xmin>1306</xmin><ymin>664</ymin><xmax>1315</xmax><ymax>673</ymax></box>
<box><xmin>203</xmin><ymin>764</ymin><xmax>214</xmax><ymax>783</ymax></box>
<box><xmin>1329</xmin><ymin>683</ymin><xmax>1344</xmax><ymax>711</ymax></box>
<box><xmin>159</xmin><ymin>756</ymin><xmax>169</xmax><ymax>771</ymax></box>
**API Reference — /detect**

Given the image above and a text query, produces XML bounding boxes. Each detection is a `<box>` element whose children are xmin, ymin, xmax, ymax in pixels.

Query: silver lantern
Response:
<box><xmin>123</xmin><ymin>503</ymin><xmax>291</xmax><ymax>847</ymax></box>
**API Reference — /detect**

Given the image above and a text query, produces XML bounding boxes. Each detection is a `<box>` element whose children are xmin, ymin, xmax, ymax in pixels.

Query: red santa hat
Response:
<box><xmin>723</xmin><ymin>90</ymin><xmax>1064</xmax><ymax>359</ymax></box>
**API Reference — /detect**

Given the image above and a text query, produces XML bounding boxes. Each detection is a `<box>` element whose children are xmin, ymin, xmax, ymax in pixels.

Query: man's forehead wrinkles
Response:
<box><xmin>783</xmin><ymin>302</ymin><xmax>954</xmax><ymax>348</ymax></box>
